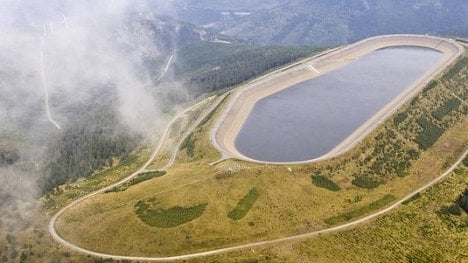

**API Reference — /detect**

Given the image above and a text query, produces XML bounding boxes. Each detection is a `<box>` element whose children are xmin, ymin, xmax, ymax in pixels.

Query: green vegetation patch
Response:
<box><xmin>127</xmin><ymin>171</ymin><xmax>166</xmax><ymax>187</ymax></box>
<box><xmin>311</xmin><ymin>175</ymin><xmax>340</xmax><ymax>192</ymax></box>
<box><xmin>402</xmin><ymin>192</ymin><xmax>421</xmax><ymax>205</ymax></box>
<box><xmin>439</xmin><ymin>189</ymin><xmax>468</xmax><ymax>216</ymax></box>
<box><xmin>105</xmin><ymin>171</ymin><xmax>166</xmax><ymax>193</ymax></box>
<box><xmin>180</xmin><ymin>133</ymin><xmax>196</xmax><ymax>158</ymax></box>
<box><xmin>393</xmin><ymin>112</ymin><xmax>408</xmax><ymax>126</ymax></box>
<box><xmin>431</xmin><ymin>98</ymin><xmax>461</xmax><ymax>121</ymax></box>
<box><xmin>197</xmin><ymin>95</ymin><xmax>229</xmax><ymax>129</ymax></box>
<box><xmin>228</xmin><ymin>188</ymin><xmax>260</xmax><ymax>220</ymax></box>
<box><xmin>135</xmin><ymin>199</ymin><xmax>207</xmax><ymax>228</ymax></box>
<box><xmin>463</xmin><ymin>155</ymin><xmax>468</xmax><ymax>167</ymax></box>
<box><xmin>422</xmin><ymin>80</ymin><xmax>438</xmax><ymax>94</ymax></box>
<box><xmin>351</xmin><ymin>176</ymin><xmax>381</xmax><ymax>189</ymax></box>
<box><xmin>325</xmin><ymin>195</ymin><xmax>397</xmax><ymax>225</ymax></box>
<box><xmin>442</xmin><ymin>56</ymin><xmax>468</xmax><ymax>80</ymax></box>
<box><xmin>414</xmin><ymin>118</ymin><xmax>444</xmax><ymax>150</ymax></box>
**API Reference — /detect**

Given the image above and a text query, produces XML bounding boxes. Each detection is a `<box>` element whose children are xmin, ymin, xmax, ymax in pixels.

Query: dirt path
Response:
<box><xmin>48</xmin><ymin>35</ymin><xmax>466</xmax><ymax>261</ymax></box>
<box><xmin>153</xmin><ymin>52</ymin><xmax>175</xmax><ymax>83</ymax></box>
<box><xmin>145</xmin><ymin>94</ymin><xmax>229</xmax><ymax>172</ymax></box>
<box><xmin>40</xmin><ymin>25</ymin><xmax>62</xmax><ymax>130</ymax></box>
<box><xmin>49</xmin><ymin>146</ymin><xmax>467</xmax><ymax>261</ymax></box>
<box><xmin>48</xmin><ymin>94</ymin><xmax>226</xmax><ymax>258</ymax></box>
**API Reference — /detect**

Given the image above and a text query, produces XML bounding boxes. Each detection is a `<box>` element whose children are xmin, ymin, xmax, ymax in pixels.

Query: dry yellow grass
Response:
<box><xmin>52</xmin><ymin>46</ymin><xmax>468</xmax><ymax>259</ymax></box>
<box><xmin>55</xmin><ymin>111</ymin><xmax>467</xmax><ymax>257</ymax></box>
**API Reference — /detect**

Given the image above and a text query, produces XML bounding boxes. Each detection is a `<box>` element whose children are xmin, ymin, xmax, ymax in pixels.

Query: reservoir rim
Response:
<box><xmin>210</xmin><ymin>34</ymin><xmax>465</xmax><ymax>165</ymax></box>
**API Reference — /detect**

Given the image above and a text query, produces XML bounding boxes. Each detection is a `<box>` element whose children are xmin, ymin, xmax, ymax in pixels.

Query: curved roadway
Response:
<box><xmin>49</xmin><ymin>35</ymin><xmax>466</xmax><ymax>261</ymax></box>
<box><xmin>49</xmin><ymin>147</ymin><xmax>467</xmax><ymax>261</ymax></box>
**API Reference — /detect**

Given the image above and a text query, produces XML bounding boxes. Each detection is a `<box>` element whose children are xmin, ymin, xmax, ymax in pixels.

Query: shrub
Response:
<box><xmin>180</xmin><ymin>134</ymin><xmax>196</xmax><ymax>158</ymax></box>
<box><xmin>431</xmin><ymin>98</ymin><xmax>461</xmax><ymax>120</ymax></box>
<box><xmin>442</xmin><ymin>57</ymin><xmax>468</xmax><ymax>80</ymax></box>
<box><xmin>311</xmin><ymin>175</ymin><xmax>340</xmax><ymax>191</ymax></box>
<box><xmin>127</xmin><ymin>171</ymin><xmax>166</xmax><ymax>187</ymax></box>
<box><xmin>422</xmin><ymin>80</ymin><xmax>438</xmax><ymax>94</ymax></box>
<box><xmin>105</xmin><ymin>171</ymin><xmax>166</xmax><ymax>193</ymax></box>
<box><xmin>402</xmin><ymin>193</ymin><xmax>421</xmax><ymax>205</ymax></box>
<box><xmin>352</xmin><ymin>176</ymin><xmax>381</xmax><ymax>189</ymax></box>
<box><xmin>438</xmin><ymin>189</ymin><xmax>468</xmax><ymax>216</ymax></box>
<box><xmin>135</xmin><ymin>199</ymin><xmax>207</xmax><ymax>228</ymax></box>
<box><xmin>457</xmin><ymin>189</ymin><xmax>468</xmax><ymax>213</ymax></box>
<box><xmin>414</xmin><ymin>118</ymin><xmax>444</xmax><ymax>150</ymax></box>
<box><xmin>463</xmin><ymin>156</ymin><xmax>468</xmax><ymax>167</ymax></box>
<box><xmin>325</xmin><ymin>195</ymin><xmax>396</xmax><ymax>225</ymax></box>
<box><xmin>228</xmin><ymin>188</ymin><xmax>260</xmax><ymax>220</ymax></box>
<box><xmin>393</xmin><ymin>112</ymin><xmax>408</xmax><ymax>125</ymax></box>
<box><xmin>197</xmin><ymin>95</ymin><xmax>229</xmax><ymax>129</ymax></box>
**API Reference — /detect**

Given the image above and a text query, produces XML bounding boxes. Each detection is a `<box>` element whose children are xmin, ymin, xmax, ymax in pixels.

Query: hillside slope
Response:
<box><xmin>170</xmin><ymin>0</ymin><xmax>468</xmax><ymax>46</ymax></box>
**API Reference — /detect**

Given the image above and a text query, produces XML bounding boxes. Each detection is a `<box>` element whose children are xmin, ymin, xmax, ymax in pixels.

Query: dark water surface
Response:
<box><xmin>235</xmin><ymin>46</ymin><xmax>443</xmax><ymax>162</ymax></box>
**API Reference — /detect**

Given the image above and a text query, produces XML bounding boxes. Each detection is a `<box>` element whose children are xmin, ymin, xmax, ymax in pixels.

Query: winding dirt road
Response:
<box><xmin>48</xmin><ymin>35</ymin><xmax>466</xmax><ymax>261</ymax></box>
<box><xmin>49</xmin><ymin>146</ymin><xmax>467</xmax><ymax>261</ymax></box>
<box><xmin>48</xmin><ymin>94</ymin><xmax>227</xmax><ymax>258</ymax></box>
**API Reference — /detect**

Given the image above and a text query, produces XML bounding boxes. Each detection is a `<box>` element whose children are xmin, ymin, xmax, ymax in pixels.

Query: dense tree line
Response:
<box><xmin>41</xmin><ymin>43</ymin><xmax>320</xmax><ymax>193</ymax></box>
<box><xmin>174</xmin><ymin>42</ymin><xmax>321</xmax><ymax>95</ymax></box>
<box><xmin>41</xmin><ymin>95</ymin><xmax>140</xmax><ymax>193</ymax></box>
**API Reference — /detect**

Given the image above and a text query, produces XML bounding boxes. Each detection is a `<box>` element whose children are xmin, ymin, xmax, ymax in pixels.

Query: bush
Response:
<box><xmin>311</xmin><ymin>175</ymin><xmax>340</xmax><ymax>192</ymax></box>
<box><xmin>325</xmin><ymin>195</ymin><xmax>397</xmax><ymax>225</ymax></box>
<box><xmin>393</xmin><ymin>112</ymin><xmax>408</xmax><ymax>125</ymax></box>
<box><xmin>180</xmin><ymin>134</ymin><xmax>196</xmax><ymax>158</ymax></box>
<box><xmin>197</xmin><ymin>95</ymin><xmax>229</xmax><ymax>129</ymax></box>
<box><xmin>442</xmin><ymin>57</ymin><xmax>468</xmax><ymax>80</ymax></box>
<box><xmin>422</xmin><ymin>80</ymin><xmax>438</xmax><ymax>94</ymax></box>
<box><xmin>105</xmin><ymin>171</ymin><xmax>166</xmax><ymax>193</ymax></box>
<box><xmin>457</xmin><ymin>189</ymin><xmax>468</xmax><ymax>213</ymax></box>
<box><xmin>126</xmin><ymin>171</ymin><xmax>166</xmax><ymax>187</ymax></box>
<box><xmin>414</xmin><ymin>118</ymin><xmax>444</xmax><ymax>150</ymax></box>
<box><xmin>5</xmin><ymin>234</ymin><xmax>15</xmax><ymax>244</ymax></box>
<box><xmin>352</xmin><ymin>176</ymin><xmax>381</xmax><ymax>189</ymax></box>
<box><xmin>431</xmin><ymin>98</ymin><xmax>461</xmax><ymax>120</ymax></box>
<box><xmin>228</xmin><ymin>188</ymin><xmax>260</xmax><ymax>220</ymax></box>
<box><xmin>135</xmin><ymin>199</ymin><xmax>207</xmax><ymax>228</ymax></box>
<box><xmin>438</xmin><ymin>189</ymin><xmax>468</xmax><ymax>216</ymax></box>
<box><xmin>463</xmin><ymin>156</ymin><xmax>468</xmax><ymax>167</ymax></box>
<box><xmin>402</xmin><ymin>193</ymin><xmax>421</xmax><ymax>205</ymax></box>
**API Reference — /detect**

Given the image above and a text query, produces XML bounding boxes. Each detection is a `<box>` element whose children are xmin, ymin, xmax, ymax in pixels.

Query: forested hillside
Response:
<box><xmin>41</xmin><ymin>91</ymin><xmax>141</xmax><ymax>193</ymax></box>
<box><xmin>172</xmin><ymin>42</ymin><xmax>320</xmax><ymax>95</ymax></box>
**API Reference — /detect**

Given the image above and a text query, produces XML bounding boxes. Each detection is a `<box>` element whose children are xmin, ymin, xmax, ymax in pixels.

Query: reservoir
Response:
<box><xmin>235</xmin><ymin>46</ymin><xmax>444</xmax><ymax>162</ymax></box>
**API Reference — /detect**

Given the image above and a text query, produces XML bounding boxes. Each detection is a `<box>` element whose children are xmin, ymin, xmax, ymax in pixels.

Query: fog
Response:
<box><xmin>0</xmin><ymin>0</ymin><xmax>180</xmax><ymax>212</ymax></box>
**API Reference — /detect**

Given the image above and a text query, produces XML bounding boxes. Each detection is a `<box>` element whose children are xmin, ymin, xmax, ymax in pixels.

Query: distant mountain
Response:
<box><xmin>166</xmin><ymin>0</ymin><xmax>468</xmax><ymax>46</ymax></box>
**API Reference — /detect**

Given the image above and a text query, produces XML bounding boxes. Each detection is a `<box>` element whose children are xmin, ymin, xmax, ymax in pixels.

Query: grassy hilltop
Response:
<box><xmin>48</xmin><ymin>50</ymin><xmax>468</xmax><ymax>260</ymax></box>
